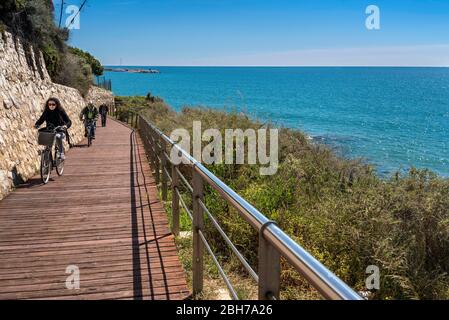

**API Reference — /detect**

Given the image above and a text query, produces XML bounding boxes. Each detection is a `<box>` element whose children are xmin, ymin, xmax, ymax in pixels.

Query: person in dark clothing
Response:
<box><xmin>99</xmin><ymin>104</ymin><xmax>109</xmax><ymax>127</ymax></box>
<box><xmin>80</xmin><ymin>103</ymin><xmax>99</xmax><ymax>139</ymax></box>
<box><xmin>34</xmin><ymin>97</ymin><xmax>72</xmax><ymax>160</ymax></box>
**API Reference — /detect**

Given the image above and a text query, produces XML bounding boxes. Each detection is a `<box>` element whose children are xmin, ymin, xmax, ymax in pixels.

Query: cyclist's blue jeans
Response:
<box><xmin>85</xmin><ymin>121</ymin><xmax>96</xmax><ymax>137</ymax></box>
<box><xmin>55</xmin><ymin>132</ymin><xmax>65</xmax><ymax>154</ymax></box>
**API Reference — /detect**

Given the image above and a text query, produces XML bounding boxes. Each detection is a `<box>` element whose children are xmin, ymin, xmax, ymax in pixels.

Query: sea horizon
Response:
<box><xmin>105</xmin><ymin>65</ymin><xmax>449</xmax><ymax>68</ymax></box>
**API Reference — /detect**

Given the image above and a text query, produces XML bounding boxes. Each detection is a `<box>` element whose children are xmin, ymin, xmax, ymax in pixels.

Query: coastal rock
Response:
<box><xmin>0</xmin><ymin>31</ymin><xmax>115</xmax><ymax>200</ymax></box>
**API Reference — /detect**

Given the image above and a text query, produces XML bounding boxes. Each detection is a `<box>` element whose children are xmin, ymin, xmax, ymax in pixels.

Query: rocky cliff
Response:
<box><xmin>0</xmin><ymin>31</ymin><xmax>114</xmax><ymax>200</ymax></box>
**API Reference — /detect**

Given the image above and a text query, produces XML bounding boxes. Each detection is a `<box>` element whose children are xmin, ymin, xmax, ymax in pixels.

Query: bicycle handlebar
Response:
<box><xmin>36</xmin><ymin>125</ymin><xmax>66</xmax><ymax>132</ymax></box>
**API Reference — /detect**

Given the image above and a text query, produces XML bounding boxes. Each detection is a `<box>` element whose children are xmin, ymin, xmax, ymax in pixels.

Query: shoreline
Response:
<box><xmin>115</xmin><ymin>94</ymin><xmax>448</xmax><ymax>180</ymax></box>
<box><xmin>104</xmin><ymin>66</ymin><xmax>449</xmax><ymax>179</ymax></box>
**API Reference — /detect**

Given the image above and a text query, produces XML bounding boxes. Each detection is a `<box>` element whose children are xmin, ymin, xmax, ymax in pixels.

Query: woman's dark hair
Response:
<box><xmin>44</xmin><ymin>98</ymin><xmax>64</xmax><ymax>112</ymax></box>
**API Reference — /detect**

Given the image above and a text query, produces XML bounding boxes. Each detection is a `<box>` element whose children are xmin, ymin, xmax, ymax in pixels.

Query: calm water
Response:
<box><xmin>104</xmin><ymin>67</ymin><xmax>449</xmax><ymax>177</ymax></box>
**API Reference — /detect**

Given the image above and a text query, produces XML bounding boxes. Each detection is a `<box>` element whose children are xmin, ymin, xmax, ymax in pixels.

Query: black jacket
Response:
<box><xmin>80</xmin><ymin>105</ymin><xmax>99</xmax><ymax>120</ymax></box>
<box><xmin>35</xmin><ymin>108</ymin><xmax>72</xmax><ymax>129</ymax></box>
<box><xmin>99</xmin><ymin>104</ymin><xmax>109</xmax><ymax>115</ymax></box>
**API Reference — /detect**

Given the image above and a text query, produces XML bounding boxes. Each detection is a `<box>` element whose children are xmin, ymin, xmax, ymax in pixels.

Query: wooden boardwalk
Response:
<box><xmin>0</xmin><ymin>119</ymin><xmax>190</xmax><ymax>300</ymax></box>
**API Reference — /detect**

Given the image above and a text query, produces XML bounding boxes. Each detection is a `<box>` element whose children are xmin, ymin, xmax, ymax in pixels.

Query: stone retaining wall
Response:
<box><xmin>0</xmin><ymin>31</ymin><xmax>114</xmax><ymax>200</ymax></box>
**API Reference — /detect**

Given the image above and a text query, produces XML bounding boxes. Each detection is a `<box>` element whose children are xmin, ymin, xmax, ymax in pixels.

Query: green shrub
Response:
<box><xmin>146</xmin><ymin>92</ymin><xmax>164</xmax><ymax>103</ymax></box>
<box><xmin>69</xmin><ymin>47</ymin><xmax>104</xmax><ymax>76</ymax></box>
<box><xmin>41</xmin><ymin>43</ymin><xmax>60</xmax><ymax>77</ymax></box>
<box><xmin>53</xmin><ymin>52</ymin><xmax>92</xmax><ymax>96</ymax></box>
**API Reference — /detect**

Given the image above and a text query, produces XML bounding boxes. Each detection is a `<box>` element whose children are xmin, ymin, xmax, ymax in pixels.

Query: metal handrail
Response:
<box><xmin>198</xmin><ymin>229</ymin><xmax>239</xmax><ymax>300</ymax></box>
<box><xmin>199</xmin><ymin>199</ymin><xmax>259</xmax><ymax>283</ymax></box>
<box><xmin>114</xmin><ymin>108</ymin><xmax>362</xmax><ymax>300</ymax></box>
<box><xmin>176</xmin><ymin>167</ymin><xmax>194</xmax><ymax>194</ymax></box>
<box><xmin>175</xmin><ymin>187</ymin><xmax>193</xmax><ymax>221</ymax></box>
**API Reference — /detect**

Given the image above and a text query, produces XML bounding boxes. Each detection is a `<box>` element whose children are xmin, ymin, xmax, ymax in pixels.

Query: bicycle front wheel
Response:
<box><xmin>55</xmin><ymin>147</ymin><xmax>65</xmax><ymax>176</ymax></box>
<box><xmin>87</xmin><ymin>126</ymin><xmax>93</xmax><ymax>147</ymax></box>
<box><xmin>40</xmin><ymin>150</ymin><xmax>52</xmax><ymax>184</ymax></box>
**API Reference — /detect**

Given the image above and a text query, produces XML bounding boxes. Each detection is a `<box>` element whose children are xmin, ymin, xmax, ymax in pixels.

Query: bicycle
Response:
<box><xmin>85</xmin><ymin>119</ymin><xmax>96</xmax><ymax>147</ymax></box>
<box><xmin>37</xmin><ymin>125</ymin><xmax>66</xmax><ymax>184</ymax></box>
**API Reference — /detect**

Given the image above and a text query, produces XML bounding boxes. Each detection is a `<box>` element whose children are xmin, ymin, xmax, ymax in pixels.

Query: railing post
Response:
<box><xmin>147</xmin><ymin>127</ymin><xmax>156</xmax><ymax>173</ymax></box>
<box><xmin>153</xmin><ymin>130</ymin><xmax>160</xmax><ymax>185</ymax></box>
<box><xmin>161</xmin><ymin>139</ymin><xmax>168</xmax><ymax>201</ymax></box>
<box><xmin>192</xmin><ymin>169</ymin><xmax>204</xmax><ymax>295</ymax></box>
<box><xmin>258</xmin><ymin>226</ymin><xmax>281</xmax><ymax>300</ymax></box>
<box><xmin>171</xmin><ymin>164</ymin><xmax>180</xmax><ymax>237</ymax></box>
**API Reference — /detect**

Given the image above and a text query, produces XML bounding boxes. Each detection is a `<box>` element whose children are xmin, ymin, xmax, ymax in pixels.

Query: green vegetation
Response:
<box><xmin>0</xmin><ymin>0</ymin><xmax>104</xmax><ymax>96</ymax></box>
<box><xmin>69</xmin><ymin>47</ymin><xmax>104</xmax><ymax>77</ymax></box>
<box><xmin>116</xmin><ymin>95</ymin><xmax>449</xmax><ymax>300</ymax></box>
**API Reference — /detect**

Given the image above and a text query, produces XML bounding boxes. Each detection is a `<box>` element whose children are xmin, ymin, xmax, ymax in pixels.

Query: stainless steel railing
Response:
<box><xmin>114</xmin><ymin>108</ymin><xmax>362</xmax><ymax>300</ymax></box>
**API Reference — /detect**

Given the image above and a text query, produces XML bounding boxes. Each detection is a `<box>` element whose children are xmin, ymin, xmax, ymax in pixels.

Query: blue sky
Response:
<box><xmin>56</xmin><ymin>0</ymin><xmax>449</xmax><ymax>66</ymax></box>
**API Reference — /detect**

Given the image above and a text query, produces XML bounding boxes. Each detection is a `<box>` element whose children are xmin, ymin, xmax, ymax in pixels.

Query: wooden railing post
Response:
<box><xmin>161</xmin><ymin>139</ymin><xmax>168</xmax><ymax>201</ymax></box>
<box><xmin>258</xmin><ymin>224</ymin><xmax>281</xmax><ymax>300</ymax></box>
<box><xmin>192</xmin><ymin>169</ymin><xmax>204</xmax><ymax>295</ymax></box>
<box><xmin>171</xmin><ymin>164</ymin><xmax>180</xmax><ymax>237</ymax></box>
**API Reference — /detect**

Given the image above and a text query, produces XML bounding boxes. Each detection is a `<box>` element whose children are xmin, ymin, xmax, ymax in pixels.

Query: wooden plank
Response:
<box><xmin>0</xmin><ymin>119</ymin><xmax>190</xmax><ymax>300</ymax></box>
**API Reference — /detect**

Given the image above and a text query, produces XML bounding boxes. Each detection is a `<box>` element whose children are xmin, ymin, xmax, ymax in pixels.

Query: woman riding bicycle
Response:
<box><xmin>34</xmin><ymin>98</ymin><xmax>72</xmax><ymax>160</ymax></box>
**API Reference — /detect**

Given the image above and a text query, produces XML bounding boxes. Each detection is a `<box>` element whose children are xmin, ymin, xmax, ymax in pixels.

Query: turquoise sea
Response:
<box><xmin>104</xmin><ymin>67</ymin><xmax>449</xmax><ymax>177</ymax></box>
